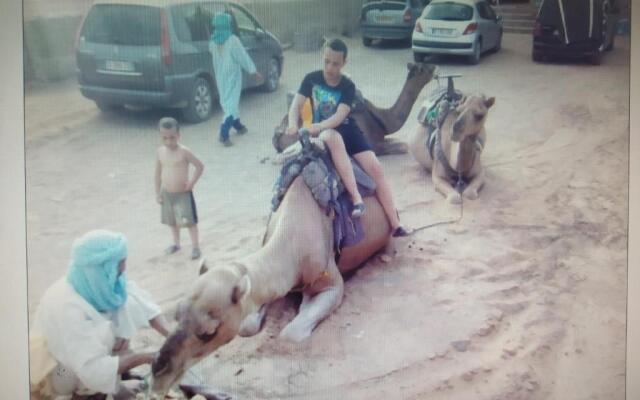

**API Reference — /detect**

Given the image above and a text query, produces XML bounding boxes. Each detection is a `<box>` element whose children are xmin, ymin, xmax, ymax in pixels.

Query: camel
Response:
<box><xmin>149</xmin><ymin>173</ymin><xmax>391</xmax><ymax>396</ymax></box>
<box><xmin>272</xmin><ymin>62</ymin><xmax>436</xmax><ymax>156</ymax></box>
<box><xmin>409</xmin><ymin>94</ymin><xmax>495</xmax><ymax>204</ymax></box>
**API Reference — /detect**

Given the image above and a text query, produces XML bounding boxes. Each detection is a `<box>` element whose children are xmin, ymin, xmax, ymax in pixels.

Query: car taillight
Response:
<box><xmin>463</xmin><ymin>22</ymin><xmax>478</xmax><ymax>35</ymax></box>
<box><xmin>403</xmin><ymin>9</ymin><xmax>412</xmax><ymax>22</ymax></box>
<box><xmin>415</xmin><ymin>21</ymin><xmax>423</xmax><ymax>33</ymax></box>
<box><xmin>533</xmin><ymin>21</ymin><xmax>543</xmax><ymax>36</ymax></box>
<box><xmin>160</xmin><ymin>10</ymin><xmax>172</xmax><ymax>66</ymax></box>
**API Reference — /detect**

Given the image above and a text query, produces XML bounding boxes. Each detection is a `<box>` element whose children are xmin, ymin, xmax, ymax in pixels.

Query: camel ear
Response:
<box><xmin>198</xmin><ymin>258</ymin><xmax>209</xmax><ymax>275</ymax></box>
<box><xmin>484</xmin><ymin>97</ymin><xmax>495</xmax><ymax>109</ymax></box>
<box><xmin>231</xmin><ymin>275</ymin><xmax>251</xmax><ymax>305</ymax></box>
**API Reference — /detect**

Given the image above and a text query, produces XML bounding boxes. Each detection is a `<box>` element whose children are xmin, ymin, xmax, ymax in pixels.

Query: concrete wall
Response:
<box><xmin>23</xmin><ymin>0</ymin><xmax>363</xmax><ymax>82</ymax></box>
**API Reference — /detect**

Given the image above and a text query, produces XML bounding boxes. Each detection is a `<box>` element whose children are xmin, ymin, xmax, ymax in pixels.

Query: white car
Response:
<box><xmin>412</xmin><ymin>0</ymin><xmax>503</xmax><ymax>64</ymax></box>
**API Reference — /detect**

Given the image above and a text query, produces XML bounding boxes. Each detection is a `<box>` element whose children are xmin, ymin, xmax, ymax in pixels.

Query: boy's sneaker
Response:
<box><xmin>165</xmin><ymin>245</ymin><xmax>180</xmax><ymax>255</ymax></box>
<box><xmin>236</xmin><ymin>125</ymin><xmax>248</xmax><ymax>135</ymax></box>
<box><xmin>219</xmin><ymin>137</ymin><xmax>233</xmax><ymax>147</ymax></box>
<box><xmin>191</xmin><ymin>248</ymin><xmax>201</xmax><ymax>260</ymax></box>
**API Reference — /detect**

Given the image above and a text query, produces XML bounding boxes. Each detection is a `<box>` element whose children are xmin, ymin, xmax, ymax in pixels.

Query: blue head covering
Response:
<box><xmin>211</xmin><ymin>13</ymin><xmax>232</xmax><ymax>45</ymax></box>
<box><xmin>67</xmin><ymin>230</ymin><xmax>128</xmax><ymax>312</ymax></box>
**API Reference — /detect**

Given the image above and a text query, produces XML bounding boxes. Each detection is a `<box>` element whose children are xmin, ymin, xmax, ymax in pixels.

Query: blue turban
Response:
<box><xmin>211</xmin><ymin>13</ymin><xmax>232</xmax><ymax>45</ymax></box>
<box><xmin>67</xmin><ymin>230</ymin><xmax>128</xmax><ymax>312</ymax></box>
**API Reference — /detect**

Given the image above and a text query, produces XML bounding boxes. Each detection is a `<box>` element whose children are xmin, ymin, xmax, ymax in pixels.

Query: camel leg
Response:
<box><xmin>433</xmin><ymin>171</ymin><xmax>461</xmax><ymax>204</ymax></box>
<box><xmin>279</xmin><ymin>263</ymin><xmax>344</xmax><ymax>343</ymax></box>
<box><xmin>463</xmin><ymin>168</ymin><xmax>484</xmax><ymax>200</ymax></box>
<box><xmin>238</xmin><ymin>304</ymin><xmax>268</xmax><ymax>337</ymax></box>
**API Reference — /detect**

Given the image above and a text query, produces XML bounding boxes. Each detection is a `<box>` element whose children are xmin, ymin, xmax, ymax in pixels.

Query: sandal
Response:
<box><xmin>351</xmin><ymin>202</ymin><xmax>365</xmax><ymax>218</ymax></box>
<box><xmin>165</xmin><ymin>245</ymin><xmax>180</xmax><ymax>255</ymax></box>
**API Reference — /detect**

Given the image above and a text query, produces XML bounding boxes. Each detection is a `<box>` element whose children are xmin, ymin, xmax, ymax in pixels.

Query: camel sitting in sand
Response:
<box><xmin>149</xmin><ymin>173</ymin><xmax>391</xmax><ymax>395</ymax></box>
<box><xmin>273</xmin><ymin>62</ymin><xmax>435</xmax><ymax>156</ymax></box>
<box><xmin>409</xmin><ymin>94</ymin><xmax>495</xmax><ymax>204</ymax></box>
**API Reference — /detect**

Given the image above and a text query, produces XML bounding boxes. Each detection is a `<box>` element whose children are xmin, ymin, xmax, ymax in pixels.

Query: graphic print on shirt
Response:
<box><xmin>311</xmin><ymin>84</ymin><xmax>342</xmax><ymax>122</ymax></box>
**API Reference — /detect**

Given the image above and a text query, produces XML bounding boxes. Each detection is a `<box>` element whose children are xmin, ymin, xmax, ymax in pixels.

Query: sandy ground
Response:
<box><xmin>25</xmin><ymin>33</ymin><xmax>629</xmax><ymax>400</ymax></box>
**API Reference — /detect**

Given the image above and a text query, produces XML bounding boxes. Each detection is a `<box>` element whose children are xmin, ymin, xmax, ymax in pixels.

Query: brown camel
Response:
<box><xmin>409</xmin><ymin>94</ymin><xmax>495</xmax><ymax>204</ymax></box>
<box><xmin>273</xmin><ymin>62</ymin><xmax>436</xmax><ymax>156</ymax></box>
<box><xmin>149</xmin><ymin>177</ymin><xmax>391</xmax><ymax>396</ymax></box>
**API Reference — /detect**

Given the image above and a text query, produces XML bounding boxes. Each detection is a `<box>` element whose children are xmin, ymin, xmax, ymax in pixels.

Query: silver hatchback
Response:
<box><xmin>412</xmin><ymin>0</ymin><xmax>503</xmax><ymax>64</ymax></box>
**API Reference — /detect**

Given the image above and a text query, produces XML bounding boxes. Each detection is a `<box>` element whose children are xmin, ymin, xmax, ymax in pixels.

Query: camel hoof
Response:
<box><xmin>464</xmin><ymin>189</ymin><xmax>479</xmax><ymax>200</ymax></box>
<box><xmin>447</xmin><ymin>192</ymin><xmax>462</xmax><ymax>204</ymax></box>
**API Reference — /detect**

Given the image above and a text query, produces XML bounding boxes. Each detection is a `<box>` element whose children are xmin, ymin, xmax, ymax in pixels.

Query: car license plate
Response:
<box><xmin>105</xmin><ymin>60</ymin><xmax>134</xmax><ymax>72</ymax></box>
<box><xmin>432</xmin><ymin>28</ymin><xmax>454</xmax><ymax>36</ymax></box>
<box><xmin>376</xmin><ymin>15</ymin><xmax>395</xmax><ymax>24</ymax></box>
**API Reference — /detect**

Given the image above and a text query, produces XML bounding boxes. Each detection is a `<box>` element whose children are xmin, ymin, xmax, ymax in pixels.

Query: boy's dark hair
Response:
<box><xmin>324</xmin><ymin>38</ymin><xmax>348</xmax><ymax>61</ymax></box>
<box><xmin>158</xmin><ymin>117</ymin><xmax>179</xmax><ymax>132</ymax></box>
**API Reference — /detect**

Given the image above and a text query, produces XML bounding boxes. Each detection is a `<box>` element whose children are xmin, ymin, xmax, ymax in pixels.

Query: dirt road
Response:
<box><xmin>26</xmin><ymin>33</ymin><xmax>629</xmax><ymax>399</ymax></box>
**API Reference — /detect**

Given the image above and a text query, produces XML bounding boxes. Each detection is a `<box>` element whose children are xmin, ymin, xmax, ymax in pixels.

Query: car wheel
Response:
<box><xmin>95</xmin><ymin>101</ymin><xmax>124</xmax><ymax>113</ymax></box>
<box><xmin>182</xmin><ymin>77</ymin><xmax>213</xmax><ymax>123</ymax></box>
<box><xmin>262</xmin><ymin>58</ymin><xmax>280</xmax><ymax>92</ymax></box>
<box><xmin>468</xmin><ymin>40</ymin><xmax>481</xmax><ymax>65</ymax></box>
<box><xmin>605</xmin><ymin>34</ymin><xmax>615</xmax><ymax>51</ymax></box>
<box><xmin>414</xmin><ymin>52</ymin><xmax>426</xmax><ymax>62</ymax></box>
<box><xmin>362</xmin><ymin>37</ymin><xmax>373</xmax><ymax>47</ymax></box>
<box><xmin>494</xmin><ymin>30</ymin><xmax>502</xmax><ymax>52</ymax></box>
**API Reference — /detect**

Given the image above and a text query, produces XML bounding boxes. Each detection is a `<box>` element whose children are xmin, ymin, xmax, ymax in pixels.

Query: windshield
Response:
<box><xmin>423</xmin><ymin>2</ymin><xmax>474</xmax><ymax>21</ymax></box>
<box><xmin>81</xmin><ymin>4</ymin><xmax>161</xmax><ymax>46</ymax></box>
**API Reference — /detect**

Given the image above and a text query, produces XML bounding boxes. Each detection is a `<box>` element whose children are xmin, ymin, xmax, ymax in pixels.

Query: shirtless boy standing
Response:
<box><xmin>154</xmin><ymin>117</ymin><xmax>204</xmax><ymax>259</ymax></box>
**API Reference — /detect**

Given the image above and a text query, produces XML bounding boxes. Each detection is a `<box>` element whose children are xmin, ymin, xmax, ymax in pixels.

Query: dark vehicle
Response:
<box><xmin>360</xmin><ymin>0</ymin><xmax>431</xmax><ymax>46</ymax></box>
<box><xmin>76</xmin><ymin>0</ymin><xmax>284</xmax><ymax>123</ymax></box>
<box><xmin>532</xmin><ymin>0</ymin><xmax>619</xmax><ymax>64</ymax></box>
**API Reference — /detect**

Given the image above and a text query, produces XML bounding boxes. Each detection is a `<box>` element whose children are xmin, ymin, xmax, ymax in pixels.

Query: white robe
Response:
<box><xmin>31</xmin><ymin>278</ymin><xmax>161</xmax><ymax>395</ymax></box>
<box><xmin>209</xmin><ymin>35</ymin><xmax>257</xmax><ymax>121</ymax></box>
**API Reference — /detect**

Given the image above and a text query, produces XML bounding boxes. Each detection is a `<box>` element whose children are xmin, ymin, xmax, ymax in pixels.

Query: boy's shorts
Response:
<box><xmin>161</xmin><ymin>190</ymin><xmax>198</xmax><ymax>227</ymax></box>
<box><xmin>335</xmin><ymin>123</ymin><xmax>372</xmax><ymax>156</ymax></box>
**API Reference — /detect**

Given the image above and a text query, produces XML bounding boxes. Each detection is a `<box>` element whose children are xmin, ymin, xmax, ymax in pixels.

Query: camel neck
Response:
<box><xmin>391</xmin><ymin>74</ymin><xmax>424</xmax><ymax>122</ymax></box>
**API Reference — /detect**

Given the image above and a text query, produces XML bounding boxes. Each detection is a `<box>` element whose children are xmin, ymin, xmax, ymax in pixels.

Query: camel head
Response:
<box><xmin>406</xmin><ymin>62</ymin><xmax>436</xmax><ymax>89</ymax></box>
<box><xmin>150</xmin><ymin>263</ymin><xmax>251</xmax><ymax>395</ymax></box>
<box><xmin>451</xmin><ymin>94</ymin><xmax>495</xmax><ymax>142</ymax></box>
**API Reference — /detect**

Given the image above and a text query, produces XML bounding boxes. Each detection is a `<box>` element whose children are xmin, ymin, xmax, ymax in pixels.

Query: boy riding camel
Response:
<box><xmin>286</xmin><ymin>38</ymin><xmax>410</xmax><ymax>237</ymax></box>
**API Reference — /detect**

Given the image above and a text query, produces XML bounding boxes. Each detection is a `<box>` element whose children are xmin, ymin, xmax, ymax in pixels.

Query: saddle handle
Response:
<box><xmin>298</xmin><ymin>128</ymin><xmax>312</xmax><ymax>150</ymax></box>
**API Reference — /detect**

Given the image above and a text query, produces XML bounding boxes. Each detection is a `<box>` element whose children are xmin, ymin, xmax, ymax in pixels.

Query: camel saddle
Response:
<box><xmin>271</xmin><ymin>137</ymin><xmax>376</xmax><ymax>252</ymax></box>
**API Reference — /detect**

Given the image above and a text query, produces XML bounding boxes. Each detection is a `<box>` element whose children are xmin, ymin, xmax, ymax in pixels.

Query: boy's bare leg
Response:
<box><xmin>319</xmin><ymin>130</ymin><xmax>363</xmax><ymax>205</ymax></box>
<box><xmin>188</xmin><ymin>225</ymin><xmax>199</xmax><ymax>249</ymax></box>
<box><xmin>170</xmin><ymin>225</ymin><xmax>180</xmax><ymax>247</ymax></box>
<box><xmin>353</xmin><ymin>151</ymin><xmax>401</xmax><ymax>230</ymax></box>
<box><xmin>188</xmin><ymin>225</ymin><xmax>201</xmax><ymax>259</ymax></box>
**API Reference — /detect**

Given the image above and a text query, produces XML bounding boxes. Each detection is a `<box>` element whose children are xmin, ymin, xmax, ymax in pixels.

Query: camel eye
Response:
<box><xmin>474</xmin><ymin>112</ymin><xmax>485</xmax><ymax>121</ymax></box>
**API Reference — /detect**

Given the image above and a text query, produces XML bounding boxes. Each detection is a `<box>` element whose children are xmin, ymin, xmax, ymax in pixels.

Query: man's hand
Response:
<box><xmin>185</xmin><ymin>181</ymin><xmax>194</xmax><ymax>192</ymax></box>
<box><xmin>252</xmin><ymin>72</ymin><xmax>263</xmax><ymax>83</ymax></box>
<box><xmin>307</xmin><ymin>123</ymin><xmax>324</xmax><ymax>136</ymax></box>
<box><xmin>285</xmin><ymin>126</ymin><xmax>299</xmax><ymax>136</ymax></box>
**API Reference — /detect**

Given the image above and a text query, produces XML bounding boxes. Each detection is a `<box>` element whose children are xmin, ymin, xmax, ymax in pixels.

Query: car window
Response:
<box><xmin>476</xmin><ymin>2</ymin><xmax>489</xmax><ymax>19</ymax></box>
<box><xmin>424</xmin><ymin>2</ymin><xmax>474</xmax><ymax>21</ymax></box>
<box><xmin>172</xmin><ymin>2</ymin><xmax>226</xmax><ymax>42</ymax></box>
<box><xmin>410</xmin><ymin>0</ymin><xmax>421</xmax><ymax>7</ymax></box>
<box><xmin>485</xmin><ymin>3</ymin><xmax>497</xmax><ymax>19</ymax></box>
<box><xmin>81</xmin><ymin>4</ymin><xmax>161</xmax><ymax>46</ymax></box>
<box><xmin>229</xmin><ymin>5</ymin><xmax>258</xmax><ymax>38</ymax></box>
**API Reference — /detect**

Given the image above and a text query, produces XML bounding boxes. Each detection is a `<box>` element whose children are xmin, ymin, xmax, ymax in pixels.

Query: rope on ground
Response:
<box><xmin>410</xmin><ymin>196</ymin><xmax>464</xmax><ymax>234</ymax></box>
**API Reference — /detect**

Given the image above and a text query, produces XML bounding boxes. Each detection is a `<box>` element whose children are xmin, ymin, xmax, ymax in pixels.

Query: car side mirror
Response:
<box><xmin>496</xmin><ymin>15</ymin><xmax>503</xmax><ymax>22</ymax></box>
